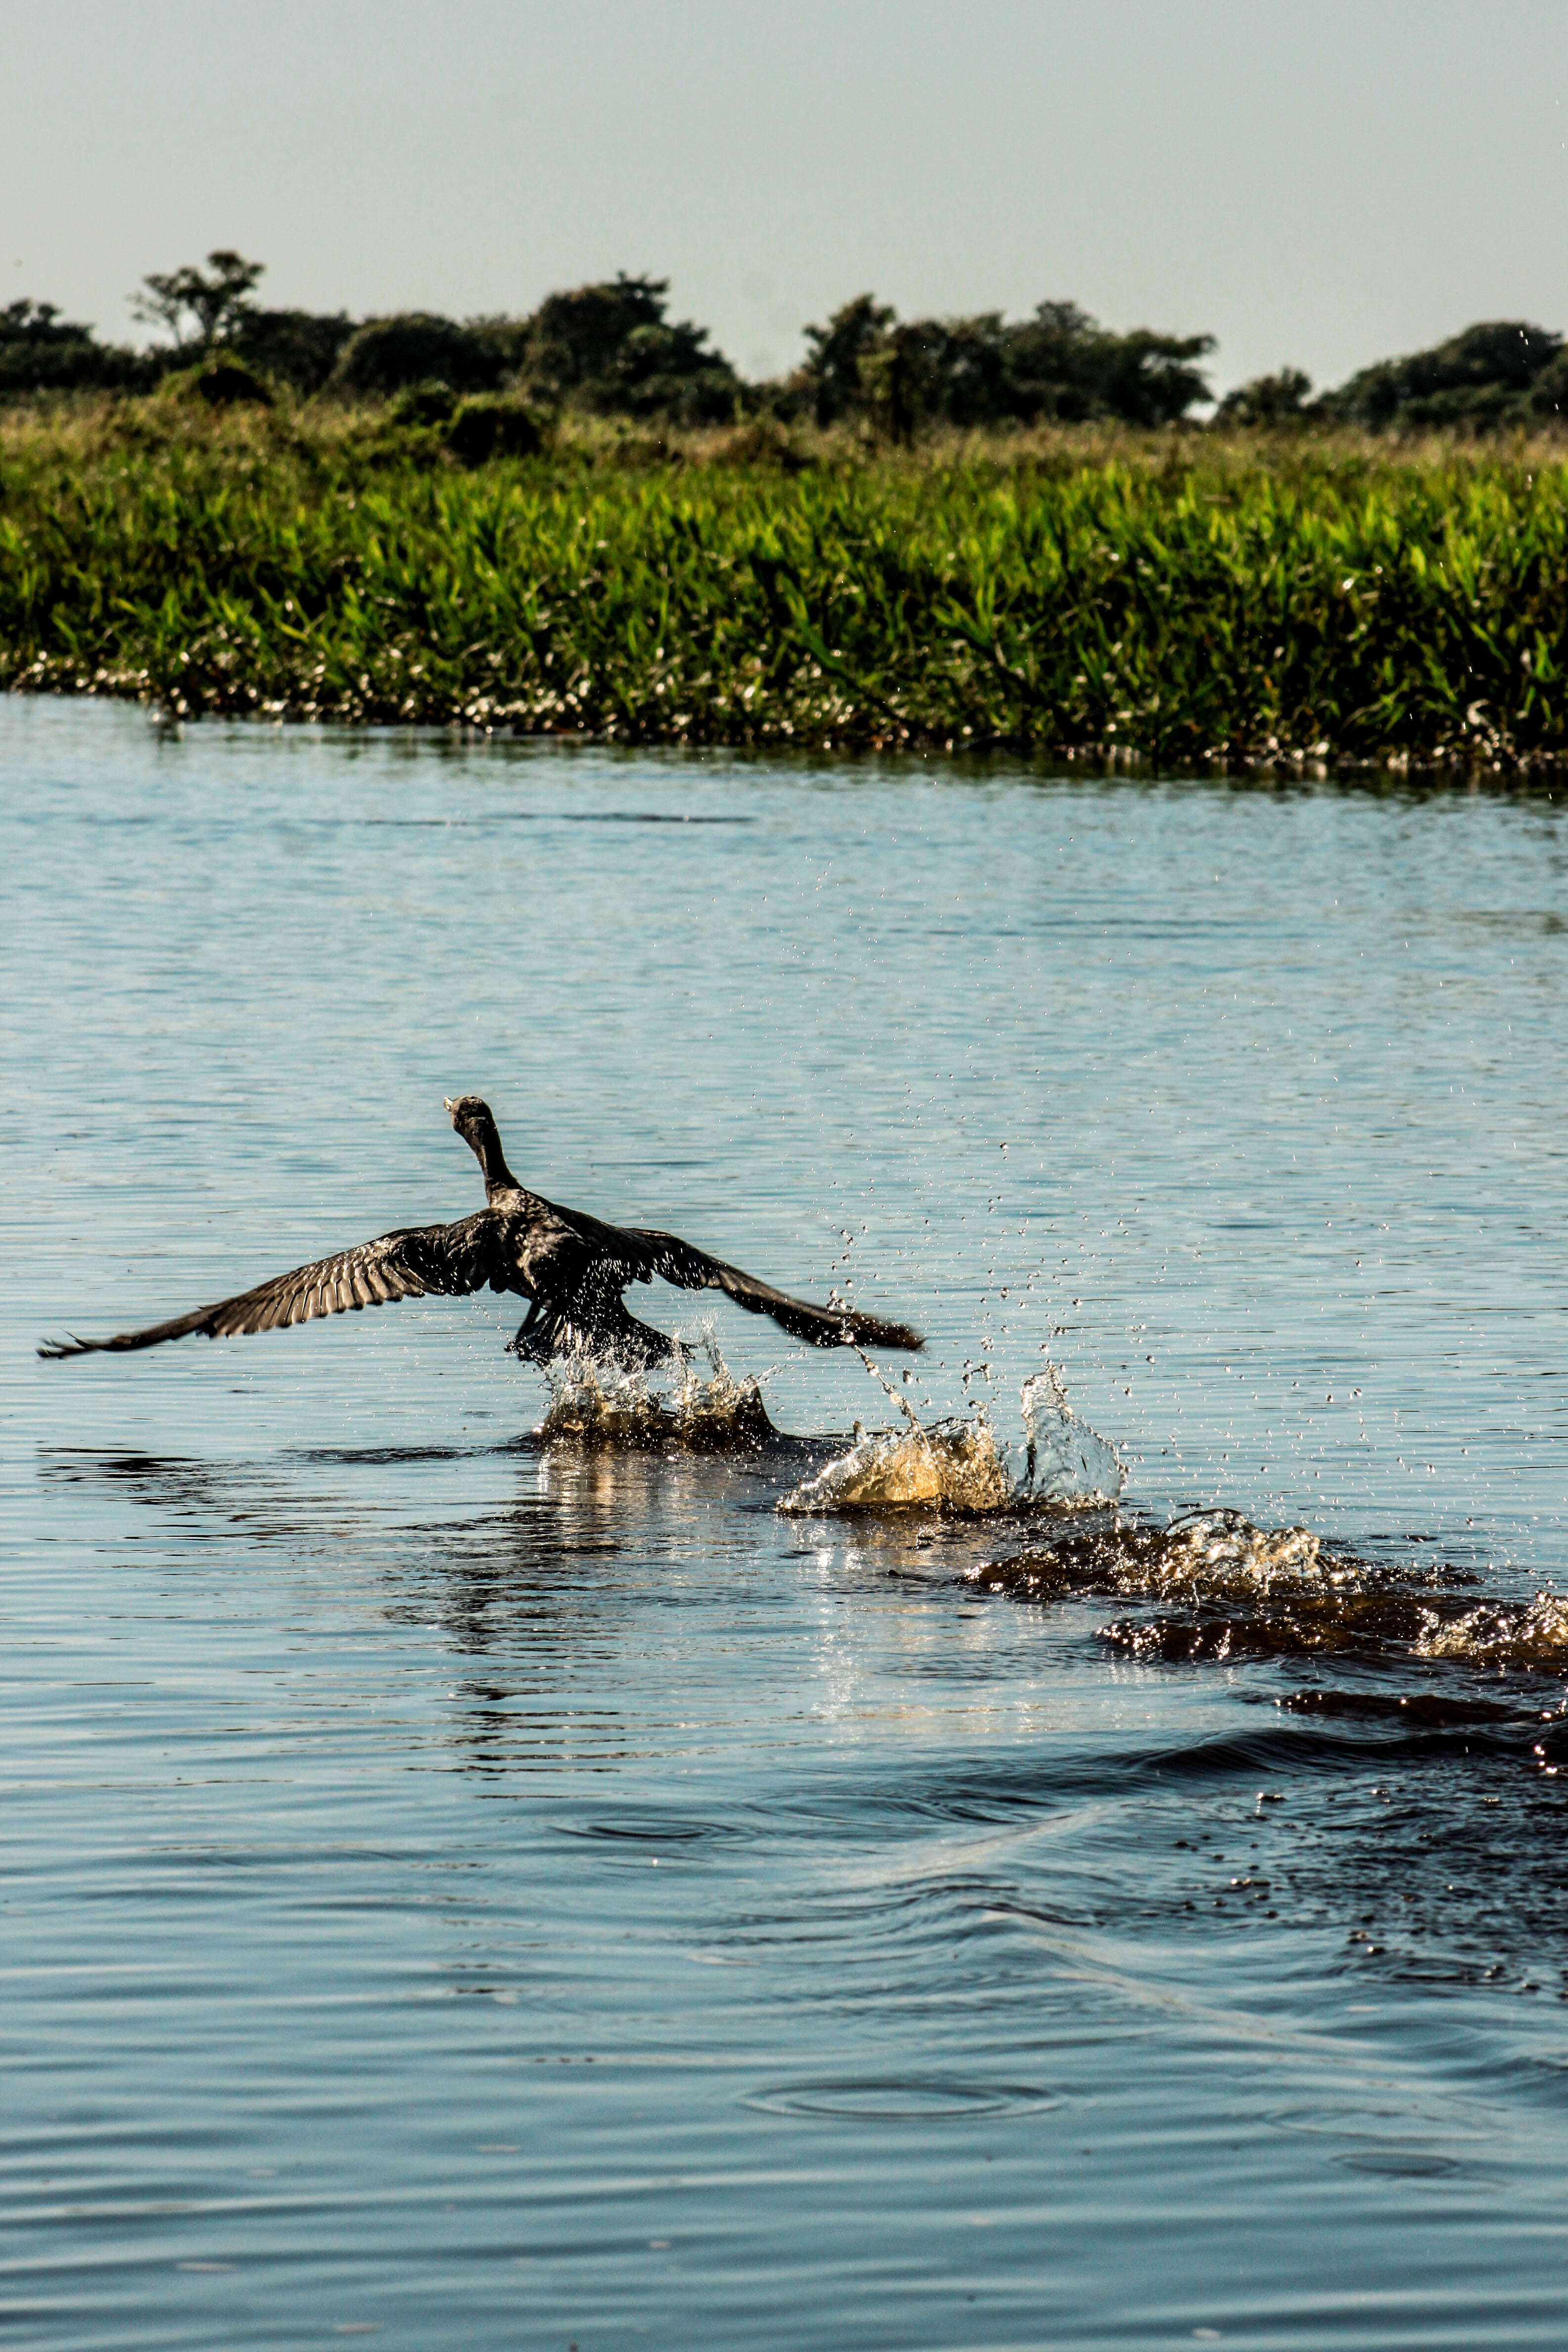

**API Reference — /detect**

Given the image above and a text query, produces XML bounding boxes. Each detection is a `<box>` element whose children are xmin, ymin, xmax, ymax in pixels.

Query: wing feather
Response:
<box><xmin>39</xmin><ymin>1212</ymin><xmax>519</xmax><ymax>1359</ymax></box>
<box><xmin>618</xmin><ymin>1225</ymin><xmax>924</xmax><ymax>1353</ymax></box>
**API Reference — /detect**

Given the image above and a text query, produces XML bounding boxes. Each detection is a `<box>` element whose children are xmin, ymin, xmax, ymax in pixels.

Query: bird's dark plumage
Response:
<box><xmin>39</xmin><ymin>1098</ymin><xmax>925</xmax><ymax>1369</ymax></box>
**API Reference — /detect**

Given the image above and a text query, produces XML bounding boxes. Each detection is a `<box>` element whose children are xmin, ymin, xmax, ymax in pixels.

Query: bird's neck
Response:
<box><xmin>473</xmin><ymin>1117</ymin><xmax>523</xmax><ymax>1200</ymax></box>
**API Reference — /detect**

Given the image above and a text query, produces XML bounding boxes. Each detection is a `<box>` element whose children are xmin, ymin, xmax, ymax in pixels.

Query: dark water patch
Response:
<box><xmin>1280</xmin><ymin>1688</ymin><xmax>1543</xmax><ymax>1728</ymax></box>
<box><xmin>1339</xmin><ymin>2146</ymin><xmax>1461</xmax><ymax>2178</ymax></box>
<box><xmin>1101</xmin><ymin>1595</ymin><xmax>1437</xmax><ymax>1665</ymax></box>
<box><xmin>356</xmin><ymin>811</ymin><xmax>759</xmax><ymax>827</ymax></box>
<box><xmin>289</xmin><ymin>1442</ymin><xmax>489</xmax><ymax>1464</ymax></box>
<box><xmin>39</xmin><ymin>1446</ymin><xmax>206</xmax><ymax>1482</ymax></box>
<box><xmin>776</xmin><ymin>1716</ymin><xmax>1547</xmax><ymax>1842</ymax></box>
<box><xmin>743</xmin><ymin>2077</ymin><xmax>1054</xmax><ymax>2121</ymax></box>
<box><xmin>560</xmin><ymin>1811</ymin><xmax>753</xmax><ymax>1847</ymax></box>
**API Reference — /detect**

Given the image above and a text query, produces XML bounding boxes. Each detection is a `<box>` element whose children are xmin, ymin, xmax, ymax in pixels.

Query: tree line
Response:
<box><xmin>2</xmin><ymin>251</ymin><xmax>1565</xmax><ymax>435</ymax></box>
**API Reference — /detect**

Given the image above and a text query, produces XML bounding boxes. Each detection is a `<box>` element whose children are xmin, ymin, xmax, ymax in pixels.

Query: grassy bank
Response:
<box><xmin>2</xmin><ymin>397</ymin><xmax>1566</xmax><ymax>769</ymax></box>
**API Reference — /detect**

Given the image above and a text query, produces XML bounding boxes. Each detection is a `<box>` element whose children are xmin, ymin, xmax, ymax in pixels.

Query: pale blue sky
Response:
<box><xmin>3</xmin><ymin>0</ymin><xmax>1565</xmax><ymax>394</ymax></box>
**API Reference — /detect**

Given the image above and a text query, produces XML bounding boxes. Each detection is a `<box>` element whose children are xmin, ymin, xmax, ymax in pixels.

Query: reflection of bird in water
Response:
<box><xmin>40</xmin><ymin>1095</ymin><xmax>925</xmax><ymax>1372</ymax></box>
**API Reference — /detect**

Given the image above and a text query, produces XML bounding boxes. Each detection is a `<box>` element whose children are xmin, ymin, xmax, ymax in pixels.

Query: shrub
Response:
<box><xmin>229</xmin><ymin>308</ymin><xmax>355</xmax><ymax>394</ymax></box>
<box><xmin>191</xmin><ymin>358</ymin><xmax>273</xmax><ymax>408</ymax></box>
<box><xmin>153</xmin><ymin>357</ymin><xmax>273</xmax><ymax>409</ymax></box>
<box><xmin>389</xmin><ymin>381</ymin><xmax>460</xmax><ymax>430</ymax></box>
<box><xmin>332</xmin><ymin>314</ymin><xmax>500</xmax><ymax>397</ymax></box>
<box><xmin>704</xmin><ymin>417</ymin><xmax>813</xmax><ymax>471</ymax></box>
<box><xmin>1215</xmin><ymin>368</ymin><xmax>1314</xmax><ymax>427</ymax></box>
<box><xmin>445</xmin><ymin>395</ymin><xmax>543</xmax><ymax>464</ymax></box>
<box><xmin>1529</xmin><ymin>352</ymin><xmax>1568</xmax><ymax>420</ymax></box>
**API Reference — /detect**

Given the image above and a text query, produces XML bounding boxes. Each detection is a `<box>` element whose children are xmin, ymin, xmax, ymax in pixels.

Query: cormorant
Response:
<box><xmin>39</xmin><ymin>1096</ymin><xmax>925</xmax><ymax>1370</ymax></box>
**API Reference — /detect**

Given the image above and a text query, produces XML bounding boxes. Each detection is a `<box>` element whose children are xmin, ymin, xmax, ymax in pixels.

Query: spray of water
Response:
<box><xmin>537</xmin><ymin>1323</ymin><xmax>776</xmax><ymax>1452</ymax></box>
<box><xmin>778</xmin><ymin>1354</ymin><xmax>1125</xmax><ymax>1518</ymax></box>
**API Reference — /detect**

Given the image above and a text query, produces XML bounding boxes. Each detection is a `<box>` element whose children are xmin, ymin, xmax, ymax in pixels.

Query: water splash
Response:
<box><xmin>779</xmin><ymin>1358</ymin><xmax>1124</xmax><ymax>1518</ymax></box>
<box><xmin>973</xmin><ymin>1508</ymin><xmax>1568</xmax><ymax>1680</ymax></box>
<box><xmin>537</xmin><ymin>1326</ymin><xmax>776</xmax><ymax>1453</ymax></box>
<box><xmin>1020</xmin><ymin>1364</ymin><xmax>1126</xmax><ymax>1503</ymax></box>
<box><xmin>971</xmin><ymin>1508</ymin><xmax>1336</xmax><ymax>1611</ymax></box>
<box><xmin>779</xmin><ymin>1413</ymin><xmax>1016</xmax><ymax>1515</ymax></box>
<box><xmin>1417</xmin><ymin>1593</ymin><xmax>1568</xmax><ymax>1670</ymax></box>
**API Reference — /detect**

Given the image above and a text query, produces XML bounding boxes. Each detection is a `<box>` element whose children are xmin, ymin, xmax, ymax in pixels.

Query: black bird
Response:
<box><xmin>39</xmin><ymin>1096</ymin><xmax>925</xmax><ymax>1370</ymax></box>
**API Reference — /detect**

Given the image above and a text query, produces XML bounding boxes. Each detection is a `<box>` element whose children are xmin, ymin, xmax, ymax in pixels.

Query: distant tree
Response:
<box><xmin>1</xmin><ymin>298</ymin><xmax>90</xmax><ymax>347</ymax></box>
<box><xmin>1096</xmin><ymin>327</ymin><xmax>1215</xmax><ymax>425</ymax></box>
<box><xmin>503</xmin><ymin>275</ymin><xmax>741</xmax><ymax>421</ymax></box>
<box><xmin>1322</xmin><ymin>321</ymin><xmax>1563</xmax><ymax>432</ymax></box>
<box><xmin>789</xmin><ymin>295</ymin><xmax>1213</xmax><ymax>432</ymax></box>
<box><xmin>516</xmin><ymin>274</ymin><xmax>671</xmax><ymax>399</ymax></box>
<box><xmin>1002</xmin><ymin>304</ymin><xmax>1214</xmax><ymax>425</ymax></box>
<box><xmin>331</xmin><ymin>313</ymin><xmax>501</xmax><ymax>396</ymax></box>
<box><xmin>587</xmin><ymin>318</ymin><xmax>740</xmax><ymax>423</ymax></box>
<box><xmin>0</xmin><ymin>298</ymin><xmax>141</xmax><ymax>394</ymax></box>
<box><xmin>861</xmin><ymin>322</ymin><xmax>924</xmax><ymax>443</ymax></box>
<box><xmin>1528</xmin><ymin>350</ymin><xmax>1568</xmax><ymax>420</ymax></box>
<box><xmin>800</xmin><ymin>295</ymin><xmax>896</xmax><ymax>426</ymax></box>
<box><xmin>896</xmin><ymin>313</ymin><xmax>1012</xmax><ymax>429</ymax></box>
<box><xmin>133</xmin><ymin>250</ymin><xmax>265</xmax><ymax>348</ymax></box>
<box><xmin>1215</xmin><ymin>368</ymin><xmax>1314</xmax><ymax>426</ymax></box>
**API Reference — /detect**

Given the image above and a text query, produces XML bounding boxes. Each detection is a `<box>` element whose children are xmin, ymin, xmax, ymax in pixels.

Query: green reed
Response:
<box><xmin>2</xmin><ymin>408</ymin><xmax>1566</xmax><ymax>767</ymax></box>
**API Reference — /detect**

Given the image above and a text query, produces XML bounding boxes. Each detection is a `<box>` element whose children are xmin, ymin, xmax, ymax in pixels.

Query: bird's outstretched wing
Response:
<box><xmin>620</xmin><ymin>1226</ymin><xmax>925</xmax><ymax>1353</ymax></box>
<box><xmin>39</xmin><ymin>1212</ymin><xmax>518</xmax><ymax>1359</ymax></box>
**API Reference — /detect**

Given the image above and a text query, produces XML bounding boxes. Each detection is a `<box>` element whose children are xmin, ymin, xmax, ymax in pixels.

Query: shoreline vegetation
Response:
<box><xmin>3</xmin><ymin>256</ymin><xmax>1567</xmax><ymax>772</ymax></box>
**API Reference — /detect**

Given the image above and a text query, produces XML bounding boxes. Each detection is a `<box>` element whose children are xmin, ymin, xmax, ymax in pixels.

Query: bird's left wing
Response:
<box><xmin>39</xmin><ymin>1211</ymin><xmax>520</xmax><ymax>1358</ymax></box>
<box><xmin>618</xmin><ymin>1226</ymin><xmax>924</xmax><ymax>1353</ymax></box>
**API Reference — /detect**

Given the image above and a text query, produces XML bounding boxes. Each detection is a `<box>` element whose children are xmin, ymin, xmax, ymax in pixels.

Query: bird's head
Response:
<box><xmin>447</xmin><ymin>1095</ymin><xmax>520</xmax><ymax>1193</ymax></box>
<box><xmin>444</xmin><ymin>1095</ymin><xmax>496</xmax><ymax>1151</ymax></box>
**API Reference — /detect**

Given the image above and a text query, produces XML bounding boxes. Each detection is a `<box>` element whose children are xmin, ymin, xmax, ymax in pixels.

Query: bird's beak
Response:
<box><xmin>442</xmin><ymin>1097</ymin><xmax>456</xmax><ymax>1114</ymax></box>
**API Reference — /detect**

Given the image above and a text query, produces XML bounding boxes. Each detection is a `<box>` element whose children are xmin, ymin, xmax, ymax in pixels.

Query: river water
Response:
<box><xmin>3</xmin><ymin>695</ymin><xmax>1567</xmax><ymax>2349</ymax></box>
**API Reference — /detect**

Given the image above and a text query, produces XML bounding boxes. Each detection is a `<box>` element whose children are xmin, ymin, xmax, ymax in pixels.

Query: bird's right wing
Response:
<box><xmin>620</xmin><ymin>1226</ymin><xmax>925</xmax><ymax>1353</ymax></box>
<box><xmin>39</xmin><ymin>1211</ymin><xmax>519</xmax><ymax>1358</ymax></box>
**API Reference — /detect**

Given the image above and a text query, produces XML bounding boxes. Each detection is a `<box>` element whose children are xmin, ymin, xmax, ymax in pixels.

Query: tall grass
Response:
<box><xmin>2</xmin><ymin>402</ymin><xmax>1566</xmax><ymax>768</ymax></box>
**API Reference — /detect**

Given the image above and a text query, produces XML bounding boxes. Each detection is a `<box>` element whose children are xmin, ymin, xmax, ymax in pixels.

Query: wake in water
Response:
<box><xmin>971</xmin><ymin>1509</ymin><xmax>1568</xmax><ymax>1679</ymax></box>
<box><xmin>536</xmin><ymin>1325</ymin><xmax>778</xmax><ymax>1453</ymax></box>
<box><xmin>533</xmin><ymin>1330</ymin><xmax>1568</xmax><ymax>1687</ymax></box>
<box><xmin>779</xmin><ymin>1360</ymin><xmax>1126</xmax><ymax>1517</ymax></box>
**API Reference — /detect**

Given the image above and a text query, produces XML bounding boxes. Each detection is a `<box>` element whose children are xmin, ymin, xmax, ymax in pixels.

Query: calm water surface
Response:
<box><xmin>3</xmin><ymin>697</ymin><xmax>1568</xmax><ymax>2349</ymax></box>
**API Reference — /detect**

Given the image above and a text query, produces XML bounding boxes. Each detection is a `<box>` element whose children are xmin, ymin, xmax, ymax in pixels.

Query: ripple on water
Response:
<box><xmin>743</xmin><ymin>2078</ymin><xmax>1056</xmax><ymax>2121</ymax></box>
